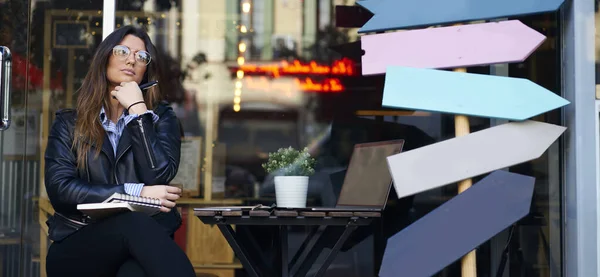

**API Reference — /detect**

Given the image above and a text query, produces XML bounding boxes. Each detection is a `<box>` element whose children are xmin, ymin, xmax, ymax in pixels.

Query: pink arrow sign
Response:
<box><xmin>361</xmin><ymin>20</ymin><xmax>546</xmax><ymax>75</ymax></box>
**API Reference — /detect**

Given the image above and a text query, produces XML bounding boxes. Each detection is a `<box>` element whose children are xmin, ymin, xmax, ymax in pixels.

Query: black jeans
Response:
<box><xmin>46</xmin><ymin>212</ymin><xmax>195</xmax><ymax>277</ymax></box>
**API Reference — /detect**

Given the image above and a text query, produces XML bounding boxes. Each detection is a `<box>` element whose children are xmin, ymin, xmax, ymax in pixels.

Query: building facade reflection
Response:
<box><xmin>0</xmin><ymin>0</ymin><xmax>596</xmax><ymax>276</ymax></box>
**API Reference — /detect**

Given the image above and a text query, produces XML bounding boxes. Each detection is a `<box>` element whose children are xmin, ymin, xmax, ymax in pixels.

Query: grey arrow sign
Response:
<box><xmin>379</xmin><ymin>170</ymin><xmax>535</xmax><ymax>277</ymax></box>
<box><xmin>387</xmin><ymin>120</ymin><xmax>565</xmax><ymax>199</ymax></box>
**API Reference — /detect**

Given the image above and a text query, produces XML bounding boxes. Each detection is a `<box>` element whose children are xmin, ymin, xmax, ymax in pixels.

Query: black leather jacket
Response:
<box><xmin>44</xmin><ymin>102</ymin><xmax>182</xmax><ymax>242</ymax></box>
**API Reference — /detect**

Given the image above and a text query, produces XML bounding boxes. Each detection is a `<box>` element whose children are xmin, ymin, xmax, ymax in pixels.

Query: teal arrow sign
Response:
<box><xmin>382</xmin><ymin>66</ymin><xmax>569</xmax><ymax>121</ymax></box>
<box><xmin>357</xmin><ymin>0</ymin><xmax>565</xmax><ymax>33</ymax></box>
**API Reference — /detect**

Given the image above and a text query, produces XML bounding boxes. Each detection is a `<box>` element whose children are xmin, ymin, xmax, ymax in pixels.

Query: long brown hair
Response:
<box><xmin>73</xmin><ymin>26</ymin><xmax>166</xmax><ymax>168</ymax></box>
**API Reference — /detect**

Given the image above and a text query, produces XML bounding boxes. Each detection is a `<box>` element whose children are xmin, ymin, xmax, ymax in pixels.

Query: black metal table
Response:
<box><xmin>195</xmin><ymin>208</ymin><xmax>380</xmax><ymax>277</ymax></box>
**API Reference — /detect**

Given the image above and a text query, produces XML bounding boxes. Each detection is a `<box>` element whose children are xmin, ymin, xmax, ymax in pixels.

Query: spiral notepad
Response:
<box><xmin>77</xmin><ymin>193</ymin><xmax>162</xmax><ymax>219</ymax></box>
<box><xmin>104</xmin><ymin>193</ymin><xmax>161</xmax><ymax>207</ymax></box>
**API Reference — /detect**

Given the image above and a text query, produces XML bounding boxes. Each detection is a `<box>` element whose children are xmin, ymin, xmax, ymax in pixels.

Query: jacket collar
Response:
<box><xmin>99</xmin><ymin>107</ymin><xmax>108</xmax><ymax>125</ymax></box>
<box><xmin>99</xmin><ymin>106</ymin><xmax>129</xmax><ymax>125</ymax></box>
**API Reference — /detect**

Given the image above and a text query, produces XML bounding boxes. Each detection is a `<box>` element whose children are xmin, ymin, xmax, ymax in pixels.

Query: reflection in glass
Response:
<box><xmin>0</xmin><ymin>1</ymin><xmax>566</xmax><ymax>277</ymax></box>
<box><xmin>29</xmin><ymin>2</ymin><xmax>105</xmax><ymax>277</ymax></box>
<box><xmin>115</xmin><ymin>2</ymin><xmax>565</xmax><ymax>276</ymax></box>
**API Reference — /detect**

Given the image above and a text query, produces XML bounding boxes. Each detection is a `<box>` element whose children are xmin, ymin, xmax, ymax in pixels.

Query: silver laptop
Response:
<box><xmin>307</xmin><ymin>139</ymin><xmax>404</xmax><ymax>212</ymax></box>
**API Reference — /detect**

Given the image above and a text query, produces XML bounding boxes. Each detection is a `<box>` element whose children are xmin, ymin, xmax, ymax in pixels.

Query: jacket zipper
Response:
<box><xmin>138</xmin><ymin>118</ymin><xmax>156</xmax><ymax>169</ymax></box>
<box><xmin>55</xmin><ymin>212</ymin><xmax>88</xmax><ymax>226</ymax></box>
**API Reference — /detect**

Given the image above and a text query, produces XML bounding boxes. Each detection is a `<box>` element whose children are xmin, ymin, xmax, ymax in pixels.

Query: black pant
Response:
<box><xmin>46</xmin><ymin>212</ymin><xmax>196</xmax><ymax>277</ymax></box>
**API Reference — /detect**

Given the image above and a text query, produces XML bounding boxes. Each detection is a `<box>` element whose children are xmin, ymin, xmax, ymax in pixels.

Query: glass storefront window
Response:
<box><xmin>0</xmin><ymin>0</ymin><xmax>566</xmax><ymax>276</ymax></box>
<box><xmin>114</xmin><ymin>2</ymin><xmax>564</xmax><ymax>275</ymax></box>
<box><xmin>1</xmin><ymin>1</ymin><xmax>109</xmax><ymax>276</ymax></box>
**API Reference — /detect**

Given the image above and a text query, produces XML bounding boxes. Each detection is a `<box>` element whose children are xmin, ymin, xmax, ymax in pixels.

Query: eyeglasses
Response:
<box><xmin>112</xmin><ymin>45</ymin><xmax>152</xmax><ymax>66</ymax></box>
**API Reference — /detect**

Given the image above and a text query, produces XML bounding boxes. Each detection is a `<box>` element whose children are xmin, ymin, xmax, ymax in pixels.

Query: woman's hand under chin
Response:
<box><xmin>111</xmin><ymin>81</ymin><xmax>148</xmax><ymax>114</ymax></box>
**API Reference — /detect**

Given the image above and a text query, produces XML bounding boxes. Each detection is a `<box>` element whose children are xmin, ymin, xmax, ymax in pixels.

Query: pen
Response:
<box><xmin>112</xmin><ymin>81</ymin><xmax>158</xmax><ymax>99</ymax></box>
<box><xmin>139</xmin><ymin>80</ymin><xmax>158</xmax><ymax>90</ymax></box>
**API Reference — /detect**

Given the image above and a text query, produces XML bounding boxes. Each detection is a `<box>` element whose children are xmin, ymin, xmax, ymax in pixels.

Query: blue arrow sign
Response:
<box><xmin>358</xmin><ymin>0</ymin><xmax>565</xmax><ymax>33</ymax></box>
<box><xmin>382</xmin><ymin>66</ymin><xmax>569</xmax><ymax>121</ymax></box>
<box><xmin>379</xmin><ymin>170</ymin><xmax>535</xmax><ymax>277</ymax></box>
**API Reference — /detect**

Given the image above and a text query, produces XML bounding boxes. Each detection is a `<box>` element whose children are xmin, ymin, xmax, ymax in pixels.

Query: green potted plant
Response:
<box><xmin>262</xmin><ymin>147</ymin><xmax>316</xmax><ymax>208</ymax></box>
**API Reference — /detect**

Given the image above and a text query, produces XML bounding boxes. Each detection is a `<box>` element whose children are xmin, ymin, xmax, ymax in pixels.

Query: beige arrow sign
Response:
<box><xmin>387</xmin><ymin>120</ymin><xmax>566</xmax><ymax>199</ymax></box>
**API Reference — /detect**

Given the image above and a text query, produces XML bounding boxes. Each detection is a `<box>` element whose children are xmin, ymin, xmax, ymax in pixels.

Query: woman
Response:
<box><xmin>44</xmin><ymin>26</ymin><xmax>195</xmax><ymax>277</ymax></box>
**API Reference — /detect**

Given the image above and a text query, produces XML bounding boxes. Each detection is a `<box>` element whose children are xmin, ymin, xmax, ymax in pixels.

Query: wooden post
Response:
<box><xmin>453</xmin><ymin>67</ymin><xmax>477</xmax><ymax>276</ymax></box>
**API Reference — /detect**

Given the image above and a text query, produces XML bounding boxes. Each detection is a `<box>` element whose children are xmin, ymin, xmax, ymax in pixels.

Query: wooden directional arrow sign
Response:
<box><xmin>387</xmin><ymin>120</ymin><xmax>565</xmax><ymax>199</ymax></box>
<box><xmin>329</xmin><ymin>41</ymin><xmax>363</xmax><ymax>62</ymax></box>
<box><xmin>379</xmin><ymin>170</ymin><xmax>535</xmax><ymax>277</ymax></box>
<box><xmin>357</xmin><ymin>0</ymin><xmax>565</xmax><ymax>33</ymax></box>
<box><xmin>335</xmin><ymin>5</ymin><xmax>373</xmax><ymax>28</ymax></box>
<box><xmin>382</xmin><ymin>66</ymin><xmax>569</xmax><ymax>121</ymax></box>
<box><xmin>355</xmin><ymin>0</ymin><xmax>380</xmax><ymax>13</ymax></box>
<box><xmin>361</xmin><ymin>20</ymin><xmax>546</xmax><ymax>75</ymax></box>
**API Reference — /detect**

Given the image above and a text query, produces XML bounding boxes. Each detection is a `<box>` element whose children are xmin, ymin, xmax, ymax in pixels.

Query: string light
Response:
<box><xmin>234</xmin><ymin>0</ymin><xmax>253</xmax><ymax>112</ymax></box>
<box><xmin>242</xmin><ymin>2</ymin><xmax>251</xmax><ymax>13</ymax></box>
<box><xmin>235</xmin><ymin>39</ymin><xmax>245</xmax><ymax>112</ymax></box>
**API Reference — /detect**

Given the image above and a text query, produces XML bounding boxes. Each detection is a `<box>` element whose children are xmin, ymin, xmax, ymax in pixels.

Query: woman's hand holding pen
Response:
<box><xmin>140</xmin><ymin>185</ymin><xmax>182</xmax><ymax>213</ymax></box>
<box><xmin>111</xmin><ymin>81</ymin><xmax>148</xmax><ymax>114</ymax></box>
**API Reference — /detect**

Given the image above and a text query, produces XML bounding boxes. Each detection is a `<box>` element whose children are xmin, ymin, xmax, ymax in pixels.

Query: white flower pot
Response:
<box><xmin>274</xmin><ymin>176</ymin><xmax>309</xmax><ymax>208</ymax></box>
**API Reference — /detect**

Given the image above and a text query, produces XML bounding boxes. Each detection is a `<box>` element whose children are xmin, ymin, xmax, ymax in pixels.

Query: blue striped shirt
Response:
<box><xmin>100</xmin><ymin>107</ymin><xmax>159</xmax><ymax>196</ymax></box>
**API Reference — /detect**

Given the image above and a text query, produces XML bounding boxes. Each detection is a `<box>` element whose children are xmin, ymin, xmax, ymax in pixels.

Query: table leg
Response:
<box><xmin>373</xmin><ymin>219</ymin><xmax>385</xmax><ymax>275</ymax></box>
<box><xmin>236</xmin><ymin>226</ymin><xmax>275</xmax><ymax>276</ymax></box>
<box><xmin>279</xmin><ymin>226</ymin><xmax>289</xmax><ymax>277</ymax></box>
<box><xmin>293</xmin><ymin>226</ymin><xmax>339</xmax><ymax>277</ymax></box>
<box><xmin>289</xmin><ymin>226</ymin><xmax>325</xmax><ymax>276</ymax></box>
<box><xmin>217</xmin><ymin>225</ymin><xmax>261</xmax><ymax>277</ymax></box>
<box><xmin>313</xmin><ymin>224</ymin><xmax>358</xmax><ymax>277</ymax></box>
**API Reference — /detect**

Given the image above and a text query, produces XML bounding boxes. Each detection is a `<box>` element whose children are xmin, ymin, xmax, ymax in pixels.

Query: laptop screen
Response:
<box><xmin>336</xmin><ymin>140</ymin><xmax>405</xmax><ymax>208</ymax></box>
